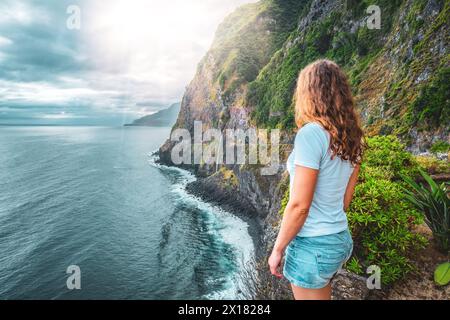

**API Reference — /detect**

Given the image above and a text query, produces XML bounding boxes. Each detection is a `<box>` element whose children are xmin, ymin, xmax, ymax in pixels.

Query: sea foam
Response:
<box><xmin>148</xmin><ymin>152</ymin><xmax>255</xmax><ymax>299</ymax></box>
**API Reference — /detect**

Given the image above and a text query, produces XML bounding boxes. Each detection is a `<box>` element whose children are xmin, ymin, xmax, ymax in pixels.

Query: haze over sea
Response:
<box><xmin>0</xmin><ymin>126</ymin><xmax>253</xmax><ymax>299</ymax></box>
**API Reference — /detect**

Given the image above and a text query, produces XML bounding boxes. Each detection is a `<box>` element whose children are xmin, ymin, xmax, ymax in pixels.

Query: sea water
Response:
<box><xmin>0</xmin><ymin>126</ymin><xmax>254</xmax><ymax>299</ymax></box>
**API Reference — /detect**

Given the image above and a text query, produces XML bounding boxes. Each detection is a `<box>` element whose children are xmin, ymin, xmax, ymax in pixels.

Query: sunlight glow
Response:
<box><xmin>0</xmin><ymin>0</ymin><xmax>255</xmax><ymax>124</ymax></box>
<box><xmin>96</xmin><ymin>0</ymin><xmax>203</xmax><ymax>45</ymax></box>
<box><xmin>87</xmin><ymin>0</ymin><xmax>215</xmax><ymax>64</ymax></box>
<box><xmin>83</xmin><ymin>0</ymin><xmax>254</xmax><ymax>91</ymax></box>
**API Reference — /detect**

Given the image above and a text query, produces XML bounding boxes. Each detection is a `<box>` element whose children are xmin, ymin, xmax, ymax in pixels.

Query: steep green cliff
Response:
<box><xmin>161</xmin><ymin>0</ymin><xmax>448</xmax><ymax>205</ymax></box>
<box><xmin>163</xmin><ymin>0</ymin><xmax>448</xmax><ymax>158</ymax></box>
<box><xmin>246</xmin><ymin>0</ymin><xmax>448</xmax><ymax>146</ymax></box>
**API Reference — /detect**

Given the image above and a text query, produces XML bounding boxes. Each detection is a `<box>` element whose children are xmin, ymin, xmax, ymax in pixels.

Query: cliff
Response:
<box><xmin>158</xmin><ymin>0</ymin><xmax>449</xmax><ymax>299</ymax></box>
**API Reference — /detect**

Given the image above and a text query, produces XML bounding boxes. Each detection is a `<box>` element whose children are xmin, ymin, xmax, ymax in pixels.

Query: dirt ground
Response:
<box><xmin>373</xmin><ymin>225</ymin><xmax>449</xmax><ymax>300</ymax></box>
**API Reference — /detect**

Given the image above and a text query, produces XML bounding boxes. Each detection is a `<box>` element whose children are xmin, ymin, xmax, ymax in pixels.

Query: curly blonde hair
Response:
<box><xmin>295</xmin><ymin>59</ymin><xmax>365</xmax><ymax>165</ymax></box>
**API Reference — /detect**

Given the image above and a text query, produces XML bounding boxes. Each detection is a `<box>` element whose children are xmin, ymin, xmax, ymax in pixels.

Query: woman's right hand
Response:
<box><xmin>268</xmin><ymin>249</ymin><xmax>284</xmax><ymax>279</ymax></box>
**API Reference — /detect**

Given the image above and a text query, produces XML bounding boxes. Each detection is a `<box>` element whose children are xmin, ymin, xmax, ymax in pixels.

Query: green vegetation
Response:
<box><xmin>209</xmin><ymin>0</ymin><xmax>309</xmax><ymax>101</ymax></box>
<box><xmin>346</xmin><ymin>257</ymin><xmax>364</xmax><ymax>275</ymax></box>
<box><xmin>359</xmin><ymin>135</ymin><xmax>420</xmax><ymax>179</ymax></box>
<box><xmin>248</xmin><ymin>14</ymin><xmax>338</xmax><ymax>129</ymax></box>
<box><xmin>346</xmin><ymin>136</ymin><xmax>427</xmax><ymax>284</ymax></box>
<box><xmin>246</xmin><ymin>0</ymin><xmax>406</xmax><ymax>130</ymax></box>
<box><xmin>416</xmin><ymin>155</ymin><xmax>450</xmax><ymax>175</ymax></box>
<box><xmin>402</xmin><ymin>169</ymin><xmax>450</xmax><ymax>253</ymax></box>
<box><xmin>405</xmin><ymin>0</ymin><xmax>427</xmax><ymax>34</ymax></box>
<box><xmin>410</xmin><ymin>67</ymin><xmax>450</xmax><ymax>129</ymax></box>
<box><xmin>430</xmin><ymin>140</ymin><xmax>450</xmax><ymax>154</ymax></box>
<box><xmin>278</xmin><ymin>186</ymin><xmax>290</xmax><ymax>216</ymax></box>
<box><xmin>228</xmin><ymin>0</ymin><xmax>448</xmax><ymax>141</ymax></box>
<box><xmin>208</xmin><ymin>0</ymin><xmax>448</xmax><ymax>136</ymax></box>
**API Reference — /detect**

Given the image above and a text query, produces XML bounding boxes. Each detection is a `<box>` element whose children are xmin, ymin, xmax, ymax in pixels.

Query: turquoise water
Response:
<box><xmin>0</xmin><ymin>126</ymin><xmax>253</xmax><ymax>299</ymax></box>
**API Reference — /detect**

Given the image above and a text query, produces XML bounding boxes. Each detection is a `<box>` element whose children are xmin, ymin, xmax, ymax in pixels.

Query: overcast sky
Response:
<box><xmin>0</xmin><ymin>0</ymin><xmax>255</xmax><ymax>125</ymax></box>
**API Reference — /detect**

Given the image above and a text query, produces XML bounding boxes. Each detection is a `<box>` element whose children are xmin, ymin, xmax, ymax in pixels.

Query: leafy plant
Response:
<box><xmin>362</xmin><ymin>135</ymin><xmax>420</xmax><ymax>179</ymax></box>
<box><xmin>347</xmin><ymin>136</ymin><xmax>427</xmax><ymax>285</ymax></box>
<box><xmin>346</xmin><ymin>257</ymin><xmax>364</xmax><ymax>275</ymax></box>
<box><xmin>401</xmin><ymin>169</ymin><xmax>450</xmax><ymax>253</ymax></box>
<box><xmin>434</xmin><ymin>262</ymin><xmax>450</xmax><ymax>286</ymax></box>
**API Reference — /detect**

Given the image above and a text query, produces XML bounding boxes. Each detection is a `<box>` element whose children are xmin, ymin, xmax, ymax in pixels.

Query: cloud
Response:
<box><xmin>41</xmin><ymin>112</ymin><xmax>87</xmax><ymax>120</ymax></box>
<box><xmin>0</xmin><ymin>0</ymin><xmax>85</xmax><ymax>83</ymax></box>
<box><xmin>0</xmin><ymin>0</ymin><xmax>256</xmax><ymax>125</ymax></box>
<box><xmin>0</xmin><ymin>36</ymin><xmax>13</xmax><ymax>46</ymax></box>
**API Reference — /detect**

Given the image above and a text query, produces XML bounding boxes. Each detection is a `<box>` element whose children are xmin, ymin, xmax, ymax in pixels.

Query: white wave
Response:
<box><xmin>147</xmin><ymin>151</ymin><xmax>255</xmax><ymax>300</ymax></box>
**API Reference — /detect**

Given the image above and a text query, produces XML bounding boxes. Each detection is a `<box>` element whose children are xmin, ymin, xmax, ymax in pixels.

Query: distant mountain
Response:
<box><xmin>125</xmin><ymin>102</ymin><xmax>181</xmax><ymax>127</ymax></box>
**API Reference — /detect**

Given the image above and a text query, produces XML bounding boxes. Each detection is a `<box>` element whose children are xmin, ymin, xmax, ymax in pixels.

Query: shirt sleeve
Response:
<box><xmin>293</xmin><ymin>124</ymin><xmax>326</xmax><ymax>170</ymax></box>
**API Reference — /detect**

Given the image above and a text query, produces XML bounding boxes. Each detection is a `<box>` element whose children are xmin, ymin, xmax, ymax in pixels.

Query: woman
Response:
<box><xmin>268</xmin><ymin>59</ymin><xmax>365</xmax><ymax>300</ymax></box>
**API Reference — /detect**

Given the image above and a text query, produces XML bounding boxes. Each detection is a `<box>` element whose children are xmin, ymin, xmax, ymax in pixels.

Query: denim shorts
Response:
<box><xmin>283</xmin><ymin>229</ymin><xmax>353</xmax><ymax>289</ymax></box>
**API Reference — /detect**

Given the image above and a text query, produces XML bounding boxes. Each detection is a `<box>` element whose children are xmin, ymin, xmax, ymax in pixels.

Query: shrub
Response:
<box><xmin>361</xmin><ymin>135</ymin><xmax>420</xmax><ymax>179</ymax></box>
<box><xmin>347</xmin><ymin>136</ymin><xmax>428</xmax><ymax>284</ymax></box>
<box><xmin>401</xmin><ymin>169</ymin><xmax>450</xmax><ymax>253</ymax></box>
<box><xmin>416</xmin><ymin>155</ymin><xmax>450</xmax><ymax>175</ymax></box>
<box><xmin>430</xmin><ymin>140</ymin><xmax>450</xmax><ymax>155</ymax></box>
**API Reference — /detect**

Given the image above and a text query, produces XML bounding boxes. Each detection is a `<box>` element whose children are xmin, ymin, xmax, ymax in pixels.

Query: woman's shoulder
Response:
<box><xmin>294</xmin><ymin>122</ymin><xmax>329</xmax><ymax>155</ymax></box>
<box><xmin>297</xmin><ymin>122</ymin><xmax>328</xmax><ymax>140</ymax></box>
<box><xmin>292</xmin><ymin>122</ymin><xmax>329</xmax><ymax>165</ymax></box>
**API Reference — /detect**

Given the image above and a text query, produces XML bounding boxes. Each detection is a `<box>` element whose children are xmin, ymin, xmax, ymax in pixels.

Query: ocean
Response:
<box><xmin>0</xmin><ymin>126</ymin><xmax>254</xmax><ymax>299</ymax></box>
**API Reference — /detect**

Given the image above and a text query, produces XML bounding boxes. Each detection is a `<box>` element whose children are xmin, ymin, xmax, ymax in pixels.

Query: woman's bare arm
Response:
<box><xmin>269</xmin><ymin>165</ymin><xmax>318</xmax><ymax>277</ymax></box>
<box><xmin>343</xmin><ymin>164</ymin><xmax>360</xmax><ymax>211</ymax></box>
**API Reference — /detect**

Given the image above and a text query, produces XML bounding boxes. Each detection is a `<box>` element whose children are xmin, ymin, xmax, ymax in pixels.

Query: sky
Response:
<box><xmin>0</xmin><ymin>0</ymin><xmax>255</xmax><ymax>125</ymax></box>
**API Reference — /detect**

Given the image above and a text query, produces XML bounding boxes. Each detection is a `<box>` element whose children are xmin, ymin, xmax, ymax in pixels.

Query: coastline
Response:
<box><xmin>150</xmin><ymin>152</ymin><xmax>259</xmax><ymax>298</ymax></box>
<box><xmin>154</xmin><ymin>152</ymin><xmax>265</xmax><ymax>256</ymax></box>
<box><xmin>185</xmin><ymin>179</ymin><xmax>265</xmax><ymax>258</ymax></box>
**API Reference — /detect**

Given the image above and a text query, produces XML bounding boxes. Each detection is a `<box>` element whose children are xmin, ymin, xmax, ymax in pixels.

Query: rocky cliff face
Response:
<box><xmin>158</xmin><ymin>0</ymin><xmax>449</xmax><ymax>298</ymax></box>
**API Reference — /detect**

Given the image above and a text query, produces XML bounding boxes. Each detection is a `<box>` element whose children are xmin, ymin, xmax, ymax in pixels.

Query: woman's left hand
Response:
<box><xmin>268</xmin><ymin>249</ymin><xmax>284</xmax><ymax>279</ymax></box>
